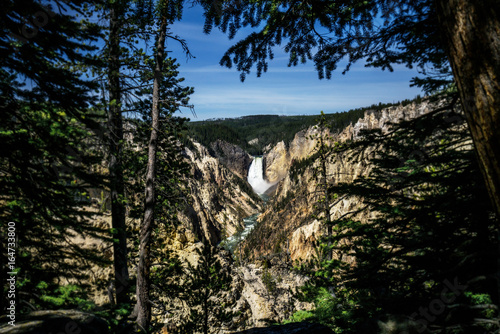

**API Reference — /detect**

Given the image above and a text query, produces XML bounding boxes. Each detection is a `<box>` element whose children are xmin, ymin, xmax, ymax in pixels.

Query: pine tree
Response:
<box><xmin>180</xmin><ymin>244</ymin><xmax>234</xmax><ymax>334</ymax></box>
<box><xmin>0</xmin><ymin>0</ymin><xmax>106</xmax><ymax>312</ymax></box>
<box><xmin>309</xmin><ymin>112</ymin><xmax>335</xmax><ymax>262</ymax></box>
<box><xmin>134</xmin><ymin>0</ymin><xmax>194</xmax><ymax>328</ymax></box>
<box><xmin>96</xmin><ymin>0</ymin><xmax>194</xmax><ymax>309</ymax></box>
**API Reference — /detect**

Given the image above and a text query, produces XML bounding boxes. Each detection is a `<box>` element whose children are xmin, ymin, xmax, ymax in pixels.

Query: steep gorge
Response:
<box><xmin>70</xmin><ymin>98</ymin><xmax>446</xmax><ymax>332</ymax></box>
<box><xmin>160</xmin><ymin>98</ymin><xmax>448</xmax><ymax>331</ymax></box>
<box><xmin>164</xmin><ymin>98</ymin><xmax>448</xmax><ymax>331</ymax></box>
<box><xmin>180</xmin><ymin>141</ymin><xmax>262</xmax><ymax>245</ymax></box>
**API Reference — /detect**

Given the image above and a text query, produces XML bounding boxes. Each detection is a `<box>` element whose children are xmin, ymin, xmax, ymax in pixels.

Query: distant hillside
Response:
<box><xmin>186</xmin><ymin>97</ymin><xmax>421</xmax><ymax>155</ymax></box>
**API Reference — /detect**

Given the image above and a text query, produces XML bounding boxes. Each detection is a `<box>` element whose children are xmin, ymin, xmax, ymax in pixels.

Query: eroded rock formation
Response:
<box><xmin>210</xmin><ymin>139</ymin><xmax>253</xmax><ymax>179</ymax></box>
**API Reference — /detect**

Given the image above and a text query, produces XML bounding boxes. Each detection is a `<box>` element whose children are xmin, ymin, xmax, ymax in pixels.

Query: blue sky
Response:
<box><xmin>169</xmin><ymin>5</ymin><xmax>424</xmax><ymax>121</ymax></box>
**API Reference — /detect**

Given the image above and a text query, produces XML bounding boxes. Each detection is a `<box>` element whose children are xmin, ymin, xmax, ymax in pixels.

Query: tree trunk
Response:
<box><xmin>436</xmin><ymin>0</ymin><xmax>500</xmax><ymax>313</ymax></box>
<box><xmin>320</xmin><ymin>134</ymin><xmax>332</xmax><ymax>261</ymax></box>
<box><xmin>435</xmin><ymin>0</ymin><xmax>500</xmax><ymax>219</ymax></box>
<box><xmin>203</xmin><ymin>295</ymin><xmax>209</xmax><ymax>334</ymax></box>
<box><xmin>135</xmin><ymin>13</ymin><xmax>169</xmax><ymax>332</ymax></box>
<box><xmin>108</xmin><ymin>3</ymin><xmax>130</xmax><ymax>305</ymax></box>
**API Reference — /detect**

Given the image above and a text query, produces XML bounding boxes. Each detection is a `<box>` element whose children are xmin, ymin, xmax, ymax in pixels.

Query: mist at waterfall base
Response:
<box><xmin>222</xmin><ymin>157</ymin><xmax>273</xmax><ymax>253</ymax></box>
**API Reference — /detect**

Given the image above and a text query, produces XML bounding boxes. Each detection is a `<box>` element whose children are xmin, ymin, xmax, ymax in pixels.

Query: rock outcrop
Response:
<box><xmin>210</xmin><ymin>139</ymin><xmax>253</xmax><ymax>179</ymax></box>
<box><xmin>152</xmin><ymin>248</ymin><xmax>310</xmax><ymax>334</ymax></box>
<box><xmin>235</xmin><ymin>262</ymin><xmax>312</xmax><ymax>327</ymax></box>
<box><xmin>263</xmin><ymin>141</ymin><xmax>289</xmax><ymax>183</ymax></box>
<box><xmin>263</xmin><ymin>126</ymin><xmax>326</xmax><ymax>184</ymax></box>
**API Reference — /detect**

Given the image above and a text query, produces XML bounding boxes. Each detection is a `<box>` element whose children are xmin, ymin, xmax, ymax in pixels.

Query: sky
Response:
<box><xmin>169</xmin><ymin>5</ymin><xmax>424</xmax><ymax>121</ymax></box>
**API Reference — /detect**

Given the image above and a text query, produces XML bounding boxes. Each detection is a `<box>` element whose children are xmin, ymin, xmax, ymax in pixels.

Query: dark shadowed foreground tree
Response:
<box><xmin>134</xmin><ymin>4</ymin><xmax>195</xmax><ymax>330</ymax></box>
<box><xmin>201</xmin><ymin>0</ymin><xmax>500</xmax><ymax>219</ymax></box>
<box><xmin>106</xmin><ymin>0</ymin><xmax>131</xmax><ymax>306</ymax></box>
<box><xmin>99</xmin><ymin>0</ymin><xmax>193</xmax><ymax>312</ymax></box>
<box><xmin>0</xmin><ymin>0</ymin><xmax>107</xmax><ymax>313</ymax></box>
<box><xmin>435</xmin><ymin>0</ymin><xmax>500</xmax><ymax>217</ymax></box>
<box><xmin>300</xmin><ymin>98</ymin><xmax>498</xmax><ymax>333</ymax></box>
<box><xmin>179</xmin><ymin>244</ymin><xmax>234</xmax><ymax>334</ymax></box>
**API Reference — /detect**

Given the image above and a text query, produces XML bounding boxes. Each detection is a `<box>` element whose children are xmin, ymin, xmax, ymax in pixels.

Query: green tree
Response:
<box><xmin>309</xmin><ymin>112</ymin><xmax>335</xmax><ymax>262</ymax></box>
<box><xmin>134</xmin><ymin>0</ymin><xmax>195</xmax><ymax>328</ymax></box>
<box><xmin>180</xmin><ymin>244</ymin><xmax>234</xmax><ymax>334</ymax></box>
<box><xmin>0</xmin><ymin>0</ymin><xmax>106</xmax><ymax>312</ymax></box>
<box><xmin>97</xmin><ymin>0</ymin><xmax>194</xmax><ymax>309</ymax></box>
<box><xmin>103</xmin><ymin>0</ymin><xmax>133</xmax><ymax>305</ymax></box>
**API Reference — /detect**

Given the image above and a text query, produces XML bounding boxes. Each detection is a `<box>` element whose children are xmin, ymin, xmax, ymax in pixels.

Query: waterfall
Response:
<box><xmin>221</xmin><ymin>157</ymin><xmax>272</xmax><ymax>253</ymax></box>
<box><xmin>247</xmin><ymin>157</ymin><xmax>273</xmax><ymax>194</ymax></box>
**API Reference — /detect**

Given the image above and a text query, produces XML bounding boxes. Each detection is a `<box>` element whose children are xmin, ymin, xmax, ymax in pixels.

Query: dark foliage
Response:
<box><xmin>302</xmin><ymin>96</ymin><xmax>498</xmax><ymax>333</ymax></box>
<box><xmin>0</xmin><ymin>0</ymin><xmax>108</xmax><ymax>313</ymax></box>
<box><xmin>201</xmin><ymin>0</ymin><xmax>451</xmax><ymax>92</ymax></box>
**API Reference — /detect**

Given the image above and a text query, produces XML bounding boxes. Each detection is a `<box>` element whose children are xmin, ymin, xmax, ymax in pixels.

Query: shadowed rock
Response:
<box><xmin>0</xmin><ymin>310</ymin><xmax>108</xmax><ymax>334</ymax></box>
<box><xmin>210</xmin><ymin>139</ymin><xmax>253</xmax><ymax>179</ymax></box>
<box><xmin>231</xmin><ymin>321</ymin><xmax>333</xmax><ymax>334</ymax></box>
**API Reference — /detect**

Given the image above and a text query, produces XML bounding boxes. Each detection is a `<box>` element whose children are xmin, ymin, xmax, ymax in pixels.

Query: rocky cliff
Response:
<box><xmin>262</xmin><ymin>100</ymin><xmax>440</xmax><ymax>185</ymax></box>
<box><xmin>181</xmin><ymin>141</ymin><xmax>262</xmax><ymax>245</ymax></box>
<box><xmin>246</xmin><ymin>99</ymin><xmax>444</xmax><ymax>262</ymax></box>
<box><xmin>263</xmin><ymin>126</ymin><xmax>324</xmax><ymax>184</ymax></box>
<box><xmin>210</xmin><ymin>139</ymin><xmax>253</xmax><ymax>179</ymax></box>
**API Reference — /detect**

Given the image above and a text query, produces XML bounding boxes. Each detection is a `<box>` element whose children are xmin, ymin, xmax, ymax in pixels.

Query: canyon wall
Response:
<box><xmin>77</xmin><ymin>139</ymin><xmax>262</xmax><ymax>306</ymax></box>
<box><xmin>263</xmin><ymin>100</ymin><xmax>439</xmax><ymax>185</ymax></box>
<box><xmin>263</xmin><ymin>126</ymin><xmax>324</xmax><ymax>184</ymax></box>
<box><xmin>210</xmin><ymin>139</ymin><xmax>253</xmax><ymax>179</ymax></box>
<box><xmin>181</xmin><ymin>141</ymin><xmax>262</xmax><ymax>245</ymax></box>
<box><xmin>75</xmin><ymin>100</ymin><xmax>446</xmax><ymax>331</ymax></box>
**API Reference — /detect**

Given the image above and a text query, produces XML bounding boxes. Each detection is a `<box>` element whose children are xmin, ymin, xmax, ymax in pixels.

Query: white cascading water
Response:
<box><xmin>247</xmin><ymin>157</ymin><xmax>273</xmax><ymax>194</ymax></box>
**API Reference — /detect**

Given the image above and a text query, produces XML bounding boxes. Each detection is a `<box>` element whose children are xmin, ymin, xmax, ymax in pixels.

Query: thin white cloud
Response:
<box><xmin>186</xmin><ymin>79</ymin><xmax>422</xmax><ymax>120</ymax></box>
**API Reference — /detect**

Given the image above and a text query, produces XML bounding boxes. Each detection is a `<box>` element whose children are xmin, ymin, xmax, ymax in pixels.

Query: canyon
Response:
<box><xmin>158</xmin><ymin>98</ymin><xmax>444</xmax><ymax>332</ymax></box>
<box><xmin>245</xmin><ymin>99</ymin><xmax>443</xmax><ymax>262</ymax></box>
<box><xmin>69</xmin><ymin>98</ymin><xmax>447</xmax><ymax>333</ymax></box>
